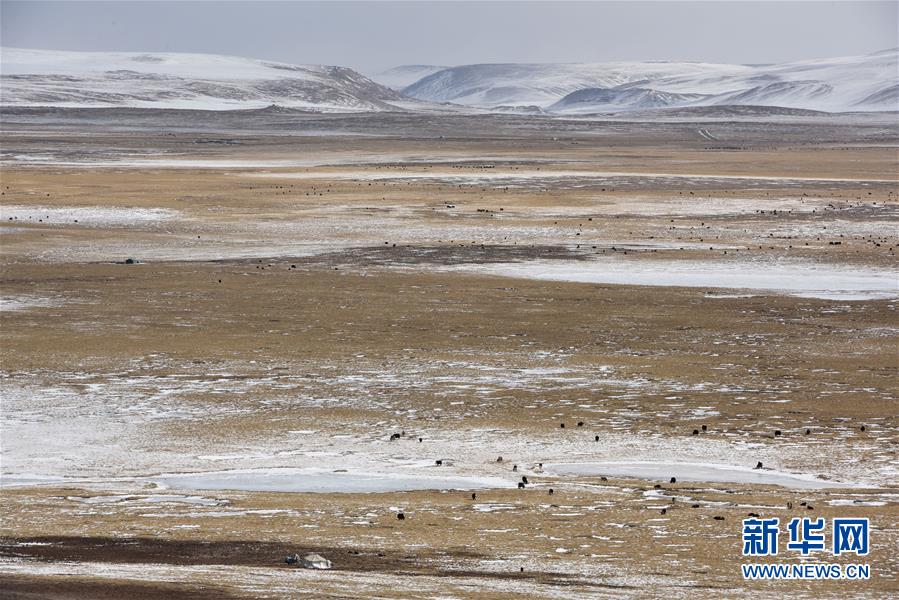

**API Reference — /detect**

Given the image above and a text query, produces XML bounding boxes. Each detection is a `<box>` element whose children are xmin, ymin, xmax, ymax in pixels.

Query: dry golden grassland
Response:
<box><xmin>1</xmin><ymin>114</ymin><xmax>897</xmax><ymax>598</ymax></box>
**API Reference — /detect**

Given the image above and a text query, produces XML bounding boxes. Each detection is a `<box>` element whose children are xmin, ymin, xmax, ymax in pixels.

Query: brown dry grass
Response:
<box><xmin>1</xmin><ymin>122</ymin><xmax>898</xmax><ymax>598</ymax></box>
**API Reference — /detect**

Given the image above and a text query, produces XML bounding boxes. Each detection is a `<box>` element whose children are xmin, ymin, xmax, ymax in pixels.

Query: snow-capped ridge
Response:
<box><xmin>550</xmin><ymin>86</ymin><xmax>708</xmax><ymax>113</ymax></box>
<box><xmin>3</xmin><ymin>47</ymin><xmax>896</xmax><ymax>114</ymax></box>
<box><xmin>0</xmin><ymin>47</ymin><xmax>409</xmax><ymax>112</ymax></box>
<box><xmin>403</xmin><ymin>49</ymin><xmax>898</xmax><ymax>113</ymax></box>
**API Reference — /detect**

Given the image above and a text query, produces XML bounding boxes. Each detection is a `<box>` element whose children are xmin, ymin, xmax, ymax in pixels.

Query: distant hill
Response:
<box><xmin>4</xmin><ymin>47</ymin><xmax>896</xmax><ymax>115</ymax></box>
<box><xmin>401</xmin><ymin>49</ymin><xmax>899</xmax><ymax>113</ymax></box>
<box><xmin>0</xmin><ymin>48</ymin><xmax>410</xmax><ymax>112</ymax></box>
<box><xmin>369</xmin><ymin>65</ymin><xmax>448</xmax><ymax>91</ymax></box>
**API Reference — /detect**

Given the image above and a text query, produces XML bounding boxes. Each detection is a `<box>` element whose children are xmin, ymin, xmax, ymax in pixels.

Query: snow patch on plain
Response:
<box><xmin>1</xmin><ymin>205</ymin><xmax>179</xmax><ymax>227</ymax></box>
<box><xmin>545</xmin><ymin>461</ymin><xmax>863</xmax><ymax>489</ymax></box>
<box><xmin>445</xmin><ymin>258</ymin><xmax>899</xmax><ymax>301</ymax></box>
<box><xmin>155</xmin><ymin>467</ymin><xmax>513</xmax><ymax>493</ymax></box>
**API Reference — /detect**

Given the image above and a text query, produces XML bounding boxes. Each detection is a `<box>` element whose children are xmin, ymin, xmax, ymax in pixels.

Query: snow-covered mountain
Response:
<box><xmin>0</xmin><ymin>48</ymin><xmax>408</xmax><ymax>111</ymax></box>
<box><xmin>402</xmin><ymin>61</ymin><xmax>745</xmax><ymax>108</ymax></box>
<box><xmin>4</xmin><ymin>47</ymin><xmax>896</xmax><ymax>114</ymax></box>
<box><xmin>404</xmin><ymin>49</ymin><xmax>899</xmax><ymax>113</ymax></box>
<box><xmin>550</xmin><ymin>87</ymin><xmax>707</xmax><ymax>112</ymax></box>
<box><xmin>369</xmin><ymin>65</ymin><xmax>447</xmax><ymax>90</ymax></box>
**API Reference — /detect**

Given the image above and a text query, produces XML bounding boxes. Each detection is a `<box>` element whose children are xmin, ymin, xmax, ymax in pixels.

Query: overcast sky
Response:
<box><xmin>2</xmin><ymin>1</ymin><xmax>896</xmax><ymax>73</ymax></box>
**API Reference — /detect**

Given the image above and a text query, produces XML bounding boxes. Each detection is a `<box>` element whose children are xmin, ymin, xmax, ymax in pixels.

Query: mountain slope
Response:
<box><xmin>5</xmin><ymin>47</ymin><xmax>896</xmax><ymax>114</ymax></box>
<box><xmin>369</xmin><ymin>65</ymin><xmax>448</xmax><ymax>90</ymax></box>
<box><xmin>402</xmin><ymin>61</ymin><xmax>747</xmax><ymax>108</ymax></box>
<box><xmin>550</xmin><ymin>87</ymin><xmax>709</xmax><ymax>113</ymax></box>
<box><xmin>404</xmin><ymin>49</ymin><xmax>899</xmax><ymax>113</ymax></box>
<box><xmin>857</xmin><ymin>84</ymin><xmax>899</xmax><ymax>109</ymax></box>
<box><xmin>0</xmin><ymin>48</ymin><xmax>408</xmax><ymax>112</ymax></box>
<box><xmin>647</xmin><ymin>48</ymin><xmax>898</xmax><ymax>112</ymax></box>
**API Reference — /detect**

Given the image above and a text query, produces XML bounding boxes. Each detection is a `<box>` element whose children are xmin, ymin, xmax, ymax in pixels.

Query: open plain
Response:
<box><xmin>1</xmin><ymin>108</ymin><xmax>898</xmax><ymax>598</ymax></box>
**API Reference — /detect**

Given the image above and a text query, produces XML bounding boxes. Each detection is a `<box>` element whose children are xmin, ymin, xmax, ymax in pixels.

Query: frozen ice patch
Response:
<box><xmin>155</xmin><ymin>468</ymin><xmax>513</xmax><ymax>493</ymax></box>
<box><xmin>66</xmin><ymin>494</ymin><xmax>223</xmax><ymax>506</ymax></box>
<box><xmin>545</xmin><ymin>461</ymin><xmax>865</xmax><ymax>489</ymax></box>
<box><xmin>446</xmin><ymin>257</ymin><xmax>899</xmax><ymax>301</ymax></box>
